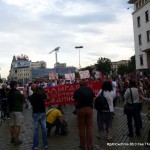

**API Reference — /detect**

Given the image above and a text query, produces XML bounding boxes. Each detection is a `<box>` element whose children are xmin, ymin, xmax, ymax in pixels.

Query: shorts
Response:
<box><xmin>10</xmin><ymin>112</ymin><xmax>24</xmax><ymax>126</ymax></box>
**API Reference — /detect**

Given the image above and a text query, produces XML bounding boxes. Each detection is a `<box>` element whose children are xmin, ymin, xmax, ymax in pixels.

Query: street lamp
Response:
<box><xmin>49</xmin><ymin>47</ymin><xmax>60</xmax><ymax>64</ymax></box>
<box><xmin>75</xmin><ymin>46</ymin><xmax>83</xmax><ymax>69</ymax></box>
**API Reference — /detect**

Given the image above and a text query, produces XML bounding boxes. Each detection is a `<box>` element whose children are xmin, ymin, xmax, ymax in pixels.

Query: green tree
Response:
<box><xmin>128</xmin><ymin>55</ymin><xmax>136</xmax><ymax>72</ymax></box>
<box><xmin>117</xmin><ymin>64</ymin><xmax>129</xmax><ymax>76</ymax></box>
<box><xmin>94</xmin><ymin>57</ymin><xmax>111</xmax><ymax>75</ymax></box>
<box><xmin>0</xmin><ymin>78</ymin><xmax>2</xmax><ymax>83</ymax></box>
<box><xmin>80</xmin><ymin>65</ymin><xmax>95</xmax><ymax>75</ymax></box>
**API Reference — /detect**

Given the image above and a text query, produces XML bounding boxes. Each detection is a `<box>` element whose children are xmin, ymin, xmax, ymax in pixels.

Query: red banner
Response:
<box><xmin>44</xmin><ymin>81</ymin><xmax>103</xmax><ymax>106</ymax></box>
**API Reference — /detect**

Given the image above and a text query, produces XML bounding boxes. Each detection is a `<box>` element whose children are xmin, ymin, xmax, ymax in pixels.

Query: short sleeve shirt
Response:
<box><xmin>46</xmin><ymin>109</ymin><xmax>63</xmax><ymax>124</ymax></box>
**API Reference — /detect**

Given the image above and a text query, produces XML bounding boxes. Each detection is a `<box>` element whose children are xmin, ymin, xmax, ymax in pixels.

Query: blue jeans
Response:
<box><xmin>32</xmin><ymin>113</ymin><xmax>48</xmax><ymax>148</ymax></box>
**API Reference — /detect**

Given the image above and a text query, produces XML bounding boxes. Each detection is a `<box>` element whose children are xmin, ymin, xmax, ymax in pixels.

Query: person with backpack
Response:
<box><xmin>0</xmin><ymin>83</ymin><xmax>10</xmax><ymax>119</ymax></box>
<box><xmin>73</xmin><ymin>81</ymin><xmax>95</xmax><ymax>150</ymax></box>
<box><xmin>95</xmin><ymin>81</ymin><xmax>116</xmax><ymax>140</ymax></box>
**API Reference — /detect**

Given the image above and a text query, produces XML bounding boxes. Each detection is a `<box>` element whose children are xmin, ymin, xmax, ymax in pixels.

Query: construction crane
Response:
<box><xmin>49</xmin><ymin>47</ymin><xmax>60</xmax><ymax>64</ymax></box>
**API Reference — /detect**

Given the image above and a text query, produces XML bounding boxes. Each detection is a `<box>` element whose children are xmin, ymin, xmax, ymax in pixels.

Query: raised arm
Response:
<box><xmin>140</xmin><ymin>95</ymin><xmax>150</xmax><ymax>103</ymax></box>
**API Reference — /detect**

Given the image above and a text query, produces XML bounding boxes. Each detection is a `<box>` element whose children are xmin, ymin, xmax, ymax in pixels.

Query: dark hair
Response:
<box><xmin>101</xmin><ymin>81</ymin><xmax>113</xmax><ymax>92</ymax></box>
<box><xmin>57</xmin><ymin>105</ymin><xmax>62</xmax><ymax>109</ymax></box>
<box><xmin>80</xmin><ymin>81</ymin><xmax>86</xmax><ymax>87</ymax></box>
<box><xmin>10</xmin><ymin>81</ymin><xmax>17</xmax><ymax>89</ymax></box>
<box><xmin>129</xmin><ymin>80</ymin><xmax>136</xmax><ymax>88</ymax></box>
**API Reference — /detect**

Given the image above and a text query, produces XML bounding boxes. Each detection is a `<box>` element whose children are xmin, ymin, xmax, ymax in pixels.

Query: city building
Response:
<box><xmin>8</xmin><ymin>54</ymin><xmax>76</xmax><ymax>84</ymax></box>
<box><xmin>111</xmin><ymin>60</ymin><xmax>129</xmax><ymax>74</ymax></box>
<box><xmin>128</xmin><ymin>0</ymin><xmax>150</xmax><ymax>71</ymax></box>
<box><xmin>31</xmin><ymin>67</ymin><xmax>76</xmax><ymax>79</ymax></box>
<box><xmin>8</xmin><ymin>54</ymin><xmax>46</xmax><ymax>84</ymax></box>
<box><xmin>54</xmin><ymin>62</ymin><xmax>66</xmax><ymax>68</ymax></box>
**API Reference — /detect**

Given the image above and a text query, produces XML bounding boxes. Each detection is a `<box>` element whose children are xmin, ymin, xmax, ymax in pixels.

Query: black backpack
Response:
<box><xmin>94</xmin><ymin>90</ymin><xmax>110</xmax><ymax>112</ymax></box>
<box><xmin>61</xmin><ymin>119</ymin><xmax>69</xmax><ymax>135</ymax></box>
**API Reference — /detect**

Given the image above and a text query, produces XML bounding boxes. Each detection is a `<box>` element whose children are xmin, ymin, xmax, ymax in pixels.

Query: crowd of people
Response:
<box><xmin>1</xmin><ymin>72</ymin><xmax>150</xmax><ymax>149</ymax></box>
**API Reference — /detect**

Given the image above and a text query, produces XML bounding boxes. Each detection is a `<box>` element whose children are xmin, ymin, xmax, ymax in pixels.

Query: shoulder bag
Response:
<box><xmin>124</xmin><ymin>88</ymin><xmax>134</xmax><ymax>114</ymax></box>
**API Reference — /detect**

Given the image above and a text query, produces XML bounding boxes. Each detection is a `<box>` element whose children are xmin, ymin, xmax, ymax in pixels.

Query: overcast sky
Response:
<box><xmin>0</xmin><ymin>0</ymin><xmax>134</xmax><ymax>78</ymax></box>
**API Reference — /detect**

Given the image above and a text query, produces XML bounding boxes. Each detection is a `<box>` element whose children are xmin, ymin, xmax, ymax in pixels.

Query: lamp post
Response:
<box><xmin>75</xmin><ymin>46</ymin><xmax>83</xmax><ymax>69</ymax></box>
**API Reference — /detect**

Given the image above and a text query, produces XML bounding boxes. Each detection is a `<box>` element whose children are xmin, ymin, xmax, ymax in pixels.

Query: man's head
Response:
<box><xmin>57</xmin><ymin>105</ymin><xmax>63</xmax><ymax>111</ymax></box>
<box><xmin>80</xmin><ymin>81</ymin><xmax>86</xmax><ymax>87</ymax></box>
<box><xmin>31</xmin><ymin>84</ymin><xmax>38</xmax><ymax>92</ymax></box>
<box><xmin>10</xmin><ymin>81</ymin><xmax>17</xmax><ymax>89</ymax></box>
<box><xmin>2</xmin><ymin>83</ymin><xmax>7</xmax><ymax>89</ymax></box>
<box><xmin>129</xmin><ymin>80</ymin><xmax>136</xmax><ymax>88</ymax></box>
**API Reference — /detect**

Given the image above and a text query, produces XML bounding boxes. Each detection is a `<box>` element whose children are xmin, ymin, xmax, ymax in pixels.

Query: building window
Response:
<box><xmin>139</xmin><ymin>0</ymin><xmax>142</xmax><ymax>7</ymax></box>
<box><xmin>139</xmin><ymin>55</ymin><xmax>144</xmax><ymax>65</ymax></box>
<box><xmin>147</xmin><ymin>30</ymin><xmax>150</xmax><ymax>42</ymax></box>
<box><xmin>142</xmin><ymin>0</ymin><xmax>145</xmax><ymax>5</ymax></box>
<box><xmin>137</xmin><ymin>16</ymin><xmax>141</xmax><ymax>27</ymax></box>
<box><xmin>138</xmin><ymin>34</ymin><xmax>142</xmax><ymax>45</ymax></box>
<box><xmin>136</xmin><ymin>2</ymin><xmax>138</xmax><ymax>9</ymax></box>
<box><xmin>145</xmin><ymin>10</ymin><xmax>149</xmax><ymax>22</ymax></box>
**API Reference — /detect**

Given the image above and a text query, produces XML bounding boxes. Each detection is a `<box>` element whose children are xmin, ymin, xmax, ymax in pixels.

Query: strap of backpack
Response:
<box><xmin>101</xmin><ymin>90</ymin><xmax>104</xmax><ymax>96</ymax></box>
<box><xmin>102</xmin><ymin>90</ymin><xmax>111</xmax><ymax>119</ymax></box>
<box><xmin>129</xmin><ymin>88</ymin><xmax>134</xmax><ymax>104</ymax></box>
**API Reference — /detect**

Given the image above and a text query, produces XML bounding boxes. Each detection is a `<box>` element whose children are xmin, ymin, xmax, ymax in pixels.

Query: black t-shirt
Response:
<box><xmin>0</xmin><ymin>88</ymin><xmax>9</xmax><ymax>99</ymax></box>
<box><xmin>29</xmin><ymin>92</ymin><xmax>46</xmax><ymax>114</ymax></box>
<box><xmin>73</xmin><ymin>86</ymin><xmax>95</xmax><ymax>109</ymax></box>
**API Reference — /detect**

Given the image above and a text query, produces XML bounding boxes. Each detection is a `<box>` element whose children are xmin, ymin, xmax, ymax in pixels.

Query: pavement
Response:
<box><xmin>0</xmin><ymin>101</ymin><xmax>150</xmax><ymax>150</ymax></box>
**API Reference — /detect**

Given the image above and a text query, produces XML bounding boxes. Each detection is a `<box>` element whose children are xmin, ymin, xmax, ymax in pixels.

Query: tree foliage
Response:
<box><xmin>80</xmin><ymin>65</ymin><xmax>95</xmax><ymax>75</ymax></box>
<box><xmin>117</xmin><ymin>64</ymin><xmax>129</xmax><ymax>76</ymax></box>
<box><xmin>95</xmin><ymin>57</ymin><xmax>111</xmax><ymax>75</ymax></box>
<box><xmin>117</xmin><ymin>55</ymin><xmax>136</xmax><ymax>75</ymax></box>
<box><xmin>80</xmin><ymin>55</ymin><xmax>135</xmax><ymax>77</ymax></box>
<box><xmin>128</xmin><ymin>55</ymin><xmax>136</xmax><ymax>72</ymax></box>
<box><xmin>0</xmin><ymin>78</ymin><xmax>2</xmax><ymax>83</ymax></box>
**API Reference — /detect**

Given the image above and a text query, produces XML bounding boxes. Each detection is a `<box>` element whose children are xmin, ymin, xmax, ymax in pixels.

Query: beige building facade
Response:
<box><xmin>128</xmin><ymin>0</ymin><xmax>150</xmax><ymax>70</ymax></box>
<box><xmin>111</xmin><ymin>60</ymin><xmax>129</xmax><ymax>73</ymax></box>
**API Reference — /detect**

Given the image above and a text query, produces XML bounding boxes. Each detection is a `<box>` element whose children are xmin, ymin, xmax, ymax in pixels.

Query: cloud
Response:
<box><xmin>0</xmin><ymin>0</ymin><xmax>135</xmax><ymax>78</ymax></box>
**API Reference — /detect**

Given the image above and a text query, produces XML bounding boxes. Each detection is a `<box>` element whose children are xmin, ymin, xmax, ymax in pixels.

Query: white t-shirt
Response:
<box><xmin>97</xmin><ymin>89</ymin><xmax>116</xmax><ymax>112</ymax></box>
<box><xmin>28</xmin><ymin>86</ymin><xmax>33</xmax><ymax>96</ymax></box>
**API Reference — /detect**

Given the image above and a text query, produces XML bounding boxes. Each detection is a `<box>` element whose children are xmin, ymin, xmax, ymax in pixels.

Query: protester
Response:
<box><xmin>140</xmin><ymin>92</ymin><xmax>150</xmax><ymax>142</ymax></box>
<box><xmin>29</xmin><ymin>84</ymin><xmax>48</xmax><ymax>150</ymax></box>
<box><xmin>96</xmin><ymin>81</ymin><xmax>116</xmax><ymax>140</ymax></box>
<box><xmin>46</xmin><ymin>105</ymin><xmax>64</xmax><ymax>137</ymax></box>
<box><xmin>26</xmin><ymin>84</ymin><xmax>33</xmax><ymax>109</ymax></box>
<box><xmin>7</xmin><ymin>81</ymin><xmax>25</xmax><ymax>145</ymax></box>
<box><xmin>73</xmin><ymin>81</ymin><xmax>95</xmax><ymax>150</ymax></box>
<box><xmin>136</xmin><ymin>80</ymin><xmax>144</xmax><ymax>129</ymax></box>
<box><xmin>0</xmin><ymin>83</ymin><xmax>10</xmax><ymax>119</ymax></box>
<box><xmin>124</xmin><ymin>80</ymin><xmax>141</xmax><ymax>137</ymax></box>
